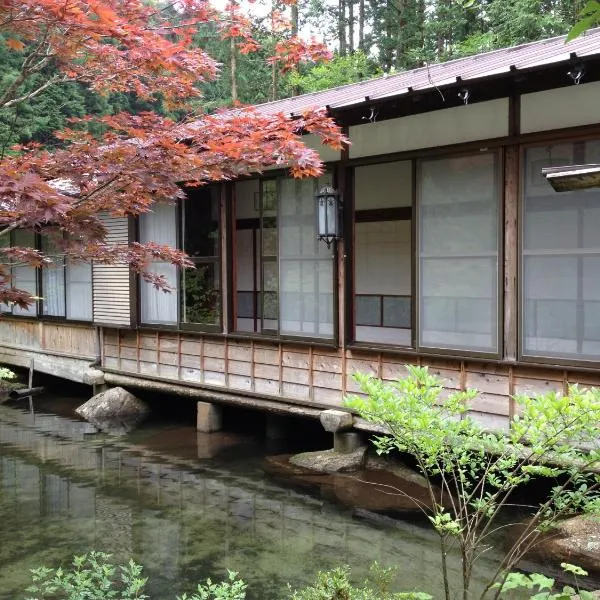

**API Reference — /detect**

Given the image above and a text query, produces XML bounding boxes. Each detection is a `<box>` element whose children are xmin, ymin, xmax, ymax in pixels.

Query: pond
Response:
<box><xmin>0</xmin><ymin>392</ymin><xmax>503</xmax><ymax>599</ymax></box>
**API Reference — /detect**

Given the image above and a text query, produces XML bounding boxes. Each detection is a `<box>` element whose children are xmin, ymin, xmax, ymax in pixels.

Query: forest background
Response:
<box><xmin>0</xmin><ymin>0</ymin><xmax>584</xmax><ymax>154</ymax></box>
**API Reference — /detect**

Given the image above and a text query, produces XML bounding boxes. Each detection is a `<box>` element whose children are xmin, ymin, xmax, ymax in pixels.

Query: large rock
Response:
<box><xmin>289</xmin><ymin>446</ymin><xmax>367</xmax><ymax>473</ymax></box>
<box><xmin>76</xmin><ymin>387</ymin><xmax>150</xmax><ymax>434</ymax></box>
<box><xmin>521</xmin><ymin>515</ymin><xmax>600</xmax><ymax>579</ymax></box>
<box><xmin>267</xmin><ymin>452</ymin><xmax>441</xmax><ymax>513</ymax></box>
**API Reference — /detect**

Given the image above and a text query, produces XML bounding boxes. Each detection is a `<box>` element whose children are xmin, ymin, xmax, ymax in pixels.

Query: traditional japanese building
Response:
<box><xmin>4</xmin><ymin>29</ymin><xmax>600</xmax><ymax>430</ymax></box>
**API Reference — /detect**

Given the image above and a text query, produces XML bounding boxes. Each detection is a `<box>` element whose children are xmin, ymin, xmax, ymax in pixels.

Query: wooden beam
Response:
<box><xmin>503</xmin><ymin>145</ymin><xmax>519</xmax><ymax>362</ymax></box>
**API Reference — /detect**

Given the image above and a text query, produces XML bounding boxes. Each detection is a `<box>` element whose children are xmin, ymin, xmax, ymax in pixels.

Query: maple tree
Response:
<box><xmin>0</xmin><ymin>0</ymin><xmax>344</xmax><ymax>308</ymax></box>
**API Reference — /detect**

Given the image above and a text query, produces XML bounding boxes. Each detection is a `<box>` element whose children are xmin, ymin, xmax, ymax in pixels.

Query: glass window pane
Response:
<box><xmin>183</xmin><ymin>188</ymin><xmax>220</xmax><ymax>258</ymax></box>
<box><xmin>12</xmin><ymin>230</ymin><xmax>37</xmax><ymax>316</ymax></box>
<box><xmin>41</xmin><ymin>236</ymin><xmax>65</xmax><ymax>317</ymax></box>
<box><xmin>279</xmin><ymin>175</ymin><xmax>334</xmax><ymax>338</ymax></box>
<box><xmin>353</xmin><ymin>162</ymin><xmax>413</xmax><ymax>346</ymax></box>
<box><xmin>418</xmin><ymin>154</ymin><xmax>499</xmax><ymax>352</ymax></box>
<box><xmin>181</xmin><ymin>261</ymin><xmax>220</xmax><ymax>325</ymax></box>
<box><xmin>522</xmin><ymin>141</ymin><xmax>600</xmax><ymax>360</ymax></box>
<box><xmin>66</xmin><ymin>261</ymin><xmax>92</xmax><ymax>321</ymax></box>
<box><xmin>139</xmin><ymin>204</ymin><xmax>178</xmax><ymax>324</ymax></box>
<box><xmin>356</xmin><ymin>296</ymin><xmax>381</xmax><ymax>326</ymax></box>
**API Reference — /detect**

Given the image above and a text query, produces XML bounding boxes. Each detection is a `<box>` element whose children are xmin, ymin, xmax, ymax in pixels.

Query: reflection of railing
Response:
<box><xmin>355</xmin><ymin>294</ymin><xmax>411</xmax><ymax>329</ymax></box>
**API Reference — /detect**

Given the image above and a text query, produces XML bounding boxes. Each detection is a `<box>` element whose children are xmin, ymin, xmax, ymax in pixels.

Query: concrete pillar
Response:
<box><xmin>319</xmin><ymin>409</ymin><xmax>361</xmax><ymax>454</ymax></box>
<box><xmin>196</xmin><ymin>401</ymin><xmax>223</xmax><ymax>433</ymax></box>
<box><xmin>333</xmin><ymin>431</ymin><xmax>363</xmax><ymax>454</ymax></box>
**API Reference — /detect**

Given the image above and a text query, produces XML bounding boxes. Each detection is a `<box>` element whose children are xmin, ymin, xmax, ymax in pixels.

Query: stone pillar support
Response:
<box><xmin>319</xmin><ymin>409</ymin><xmax>361</xmax><ymax>454</ymax></box>
<box><xmin>197</xmin><ymin>401</ymin><xmax>223</xmax><ymax>433</ymax></box>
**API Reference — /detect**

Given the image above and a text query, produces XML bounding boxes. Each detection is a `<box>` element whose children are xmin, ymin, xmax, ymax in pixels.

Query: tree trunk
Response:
<box><xmin>348</xmin><ymin>0</ymin><xmax>355</xmax><ymax>52</ymax></box>
<box><xmin>291</xmin><ymin>2</ymin><xmax>299</xmax><ymax>36</ymax></box>
<box><xmin>338</xmin><ymin>0</ymin><xmax>347</xmax><ymax>56</ymax></box>
<box><xmin>358</xmin><ymin>0</ymin><xmax>365</xmax><ymax>51</ymax></box>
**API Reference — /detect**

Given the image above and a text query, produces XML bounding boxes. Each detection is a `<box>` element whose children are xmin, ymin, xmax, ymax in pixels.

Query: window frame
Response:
<box><xmin>414</xmin><ymin>149</ymin><xmax>504</xmax><ymax>359</ymax></box>
<box><xmin>350</xmin><ymin>159</ymin><xmax>415</xmax><ymax>349</ymax></box>
<box><xmin>518</xmin><ymin>136</ymin><xmax>600</xmax><ymax>368</ymax></box>
<box><xmin>179</xmin><ymin>187</ymin><xmax>223</xmax><ymax>334</ymax></box>
<box><xmin>231</xmin><ymin>170</ymin><xmax>340</xmax><ymax>346</ymax></box>
<box><xmin>1</xmin><ymin>229</ymin><xmax>94</xmax><ymax>323</ymax></box>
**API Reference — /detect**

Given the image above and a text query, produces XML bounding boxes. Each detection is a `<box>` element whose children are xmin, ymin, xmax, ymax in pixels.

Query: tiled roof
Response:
<box><xmin>254</xmin><ymin>28</ymin><xmax>600</xmax><ymax>116</ymax></box>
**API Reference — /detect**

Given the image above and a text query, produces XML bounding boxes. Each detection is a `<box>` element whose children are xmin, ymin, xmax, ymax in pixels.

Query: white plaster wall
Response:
<box><xmin>303</xmin><ymin>133</ymin><xmax>341</xmax><ymax>163</ymax></box>
<box><xmin>355</xmin><ymin>221</ymin><xmax>411</xmax><ymax>295</ymax></box>
<box><xmin>235</xmin><ymin>179</ymin><xmax>260</xmax><ymax>219</ymax></box>
<box><xmin>349</xmin><ymin>99</ymin><xmax>509</xmax><ymax>159</ymax></box>
<box><xmin>521</xmin><ymin>81</ymin><xmax>600</xmax><ymax>134</ymax></box>
<box><xmin>355</xmin><ymin>161</ymin><xmax>412</xmax><ymax>209</ymax></box>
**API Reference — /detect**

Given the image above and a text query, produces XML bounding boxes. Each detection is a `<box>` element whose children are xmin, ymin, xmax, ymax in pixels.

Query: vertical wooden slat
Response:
<box><xmin>508</xmin><ymin>366</ymin><xmax>515</xmax><ymax>418</ymax></box>
<box><xmin>224</xmin><ymin>336</ymin><xmax>230</xmax><ymax>387</ymax></box>
<box><xmin>250</xmin><ymin>339</ymin><xmax>255</xmax><ymax>391</ymax></box>
<box><xmin>177</xmin><ymin>332</ymin><xmax>182</xmax><ymax>380</ymax></box>
<box><xmin>136</xmin><ymin>330</ymin><xmax>141</xmax><ymax>374</ymax></box>
<box><xmin>200</xmin><ymin>336</ymin><xmax>206</xmax><ymax>384</ymax></box>
<box><xmin>156</xmin><ymin>331</ymin><xmax>160</xmax><ymax>373</ymax></box>
<box><xmin>504</xmin><ymin>145</ymin><xmax>519</xmax><ymax>362</ymax></box>
<box><xmin>278</xmin><ymin>342</ymin><xmax>283</xmax><ymax>392</ymax></box>
<box><xmin>308</xmin><ymin>345</ymin><xmax>314</xmax><ymax>401</ymax></box>
<box><xmin>117</xmin><ymin>329</ymin><xmax>122</xmax><ymax>370</ymax></box>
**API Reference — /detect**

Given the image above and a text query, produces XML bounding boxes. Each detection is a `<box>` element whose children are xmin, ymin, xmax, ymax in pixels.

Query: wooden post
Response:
<box><xmin>504</xmin><ymin>145</ymin><xmax>519</xmax><ymax>362</ymax></box>
<box><xmin>28</xmin><ymin>357</ymin><xmax>34</xmax><ymax>415</ymax></box>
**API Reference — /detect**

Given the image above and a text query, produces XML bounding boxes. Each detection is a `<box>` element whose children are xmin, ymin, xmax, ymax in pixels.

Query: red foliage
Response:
<box><xmin>0</xmin><ymin>0</ymin><xmax>345</xmax><ymax>309</ymax></box>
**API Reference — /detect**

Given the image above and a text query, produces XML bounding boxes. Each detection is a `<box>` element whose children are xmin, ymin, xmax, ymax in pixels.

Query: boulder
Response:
<box><xmin>525</xmin><ymin>515</ymin><xmax>600</xmax><ymax>579</ymax></box>
<box><xmin>289</xmin><ymin>446</ymin><xmax>367</xmax><ymax>473</ymax></box>
<box><xmin>76</xmin><ymin>387</ymin><xmax>149</xmax><ymax>434</ymax></box>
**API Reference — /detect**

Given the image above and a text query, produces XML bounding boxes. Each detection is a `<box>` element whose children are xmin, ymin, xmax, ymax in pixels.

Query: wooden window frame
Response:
<box><xmin>230</xmin><ymin>171</ymin><xmax>340</xmax><ymax>346</ymax></box>
<box><xmin>518</xmin><ymin>133</ymin><xmax>600</xmax><ymax>369</ymax></box>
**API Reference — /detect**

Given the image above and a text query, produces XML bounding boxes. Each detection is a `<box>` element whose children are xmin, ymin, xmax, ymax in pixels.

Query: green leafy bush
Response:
<box><xmin>25</xmin><ymin>551</ymin><xmax>148</xmax><ymax>600</ymax></box>
<box><xmin>346</xmin><ymin>365</ymin><xmax>600</xmax><ymax>600</ymax></box>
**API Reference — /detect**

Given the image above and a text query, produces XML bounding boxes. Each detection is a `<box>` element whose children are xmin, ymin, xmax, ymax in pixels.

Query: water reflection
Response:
<box><xmin>0</xmin><ymin>402</ymin><xmax>500</xmax><ymax>599</ymax></box>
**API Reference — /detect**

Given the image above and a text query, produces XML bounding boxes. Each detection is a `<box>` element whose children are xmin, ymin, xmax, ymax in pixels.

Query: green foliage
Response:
<box><xmin>0</xmin><ymin>366</ymin><xmax>16</xmax><ymax>380</ymax></box>
<box><xmin>177</xmin><ymin>571</ymin><xmax>247</xmax><ymax>600</ymax></box>
<box><xmin>567</xmin><ymin>0</ymin><xmax>600</xmax><ymax>39</ymax></box>
<box><xmin>288</xmin><ymin>564</ymin><xmax>432</xmax><ymax>600</ymax></box>
<box><xmin>494</xmin><ymin>563</ymin><xmax>594</xmax><ymax>599</ymax></box>
<box><xmin>24</xmin><ymin>551</ymin><xmax>148</xmax><ymax>600</ymax></box>
<box><xmin>346</xmin><ymin>366</ymin><xmax>600</xmax><ymax>600</ymax></box>
<box><xmin>287</xmin><ymin>52</ymin><xmax>380</xmax><ymax>94</ymax></box>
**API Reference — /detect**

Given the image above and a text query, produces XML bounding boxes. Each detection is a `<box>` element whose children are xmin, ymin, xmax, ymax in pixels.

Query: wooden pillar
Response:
<box><xmin>221</xmin><ymin>183</ymin><xmax>231</xmax><ymax>334</ymax></box>
<box><xmin>338</xmin><ymin>127</ymin><xmax>352</xmax><ymax>349</ymax></box>
<box><xmin>504</xmin><ymin>145</ymin><xmax>519</xmax><ymax>362</ymax></box>
<box><xmin>504</xmin><ymin>92</ymin><xmax>520</xmax><ymax>362</ymax></box>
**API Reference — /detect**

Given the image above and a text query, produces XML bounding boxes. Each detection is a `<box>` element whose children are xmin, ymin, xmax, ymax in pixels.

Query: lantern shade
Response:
<box><xmin>315</xmin><ymin>185</ymin><xmax>342</xmax><ymax>248</ymax></box>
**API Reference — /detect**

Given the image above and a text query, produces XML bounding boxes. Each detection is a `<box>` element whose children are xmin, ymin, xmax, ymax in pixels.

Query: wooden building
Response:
<box><xmin>4</xmin><ymin>30</ymin><xmax>600</xmax><ymax>429</ymax></box>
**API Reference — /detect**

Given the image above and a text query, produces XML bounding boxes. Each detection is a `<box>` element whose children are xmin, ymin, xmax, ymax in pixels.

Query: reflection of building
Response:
<box><xmin>0</xmin><ymin>408</ymin><xmax>500</xmax><ymax>596</ymax></box>
<box><xmin>3</xmin><ymin>31</ymin><xmax>600</xmax><ymax>428</ymax></box>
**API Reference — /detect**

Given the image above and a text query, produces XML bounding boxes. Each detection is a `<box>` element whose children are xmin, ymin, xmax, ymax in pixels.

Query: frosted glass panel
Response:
<box><xmin>66</xmin><ymin>261</ymin><xmax>92</xmax><ymax>320</ymax></box>
<box><xmin>139</xmin><ymin>204</ymin><xmax>178</xmax><ymax>324</ymax></box>
<box><xmin>41</xmin><ymin>237</ymin><xmax>65</xmax><ymax>317</ymax></box>
<box><xmin>418</xmin><ymin>154</ymin><xmax>499</xmax><ymax>352</ymax></box>
<box><xmin>523</xmin><ymin>140</ymin><xmax>600</xmax><ymax>359</ymax></box>
<box><xmin>279</xmin><ymin>176</ymin><xmax>334</xmax><ymax>338</ymax></box>
<box><xmin>12</xmin><ymin>230</ymin><xmax>37</xmax><ymax>316</ymax></box>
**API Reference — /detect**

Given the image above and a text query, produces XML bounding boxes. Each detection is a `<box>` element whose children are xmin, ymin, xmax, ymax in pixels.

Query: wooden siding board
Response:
<box><xmin>93</xmin><ymin>214</ymin><xmax>131</xmax><ymax>326</ymax></box>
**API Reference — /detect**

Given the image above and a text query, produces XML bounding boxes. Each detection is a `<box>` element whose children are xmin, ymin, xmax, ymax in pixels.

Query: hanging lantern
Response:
<box><xmin>315</xmin><ymin>185</ymin><xmax>342</xmax><ymax>248</ymax></box>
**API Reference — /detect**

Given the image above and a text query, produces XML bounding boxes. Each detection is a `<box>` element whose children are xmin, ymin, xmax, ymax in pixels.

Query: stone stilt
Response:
<box><xmin>196</xmin><ymin>401</ymin><xmax>223</xmax><ymax>433</ymax></box>
<box><xmin>333</xmin><ymin>431</ymin><xmax>363</xmax><ymax>454</ymax></box>
<box><xmin>319</xmin><ymin>409</ymin><xmax>361</xmax><ymax>454</ymax></box>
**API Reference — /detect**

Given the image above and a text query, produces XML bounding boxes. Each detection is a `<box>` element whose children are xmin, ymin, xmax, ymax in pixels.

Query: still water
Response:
<box><xmin>0</xmin><ymin>394</ymin><xmax>502</xmax><ymax>599</ymax></box>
